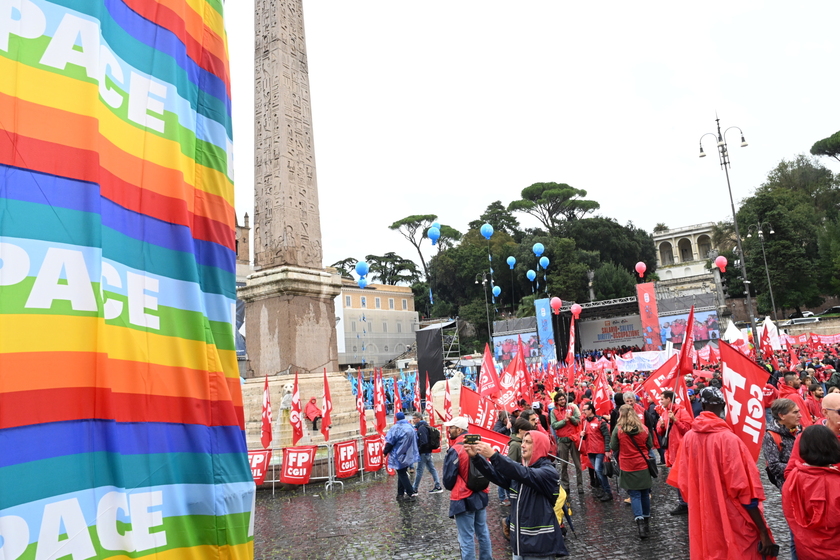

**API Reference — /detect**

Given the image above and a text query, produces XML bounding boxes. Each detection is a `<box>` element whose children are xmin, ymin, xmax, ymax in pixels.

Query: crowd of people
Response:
<box><xmin>378</xmin><ymin>341</ymin><xmax>840</xmax><ymax>560</ymax></box>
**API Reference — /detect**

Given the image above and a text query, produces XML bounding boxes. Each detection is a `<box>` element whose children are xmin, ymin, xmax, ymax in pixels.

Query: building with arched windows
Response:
<box><xmin>654</xmin><ymin>222</ymin><xmax>716</xmax><ymax>280</ymax></box>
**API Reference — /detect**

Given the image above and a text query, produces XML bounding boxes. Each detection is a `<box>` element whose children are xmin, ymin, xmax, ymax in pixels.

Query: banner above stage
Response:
<box><xmin>578</xmin><ymin>314</ymin><xmax>645</xmax><ymax>350</ymax></box>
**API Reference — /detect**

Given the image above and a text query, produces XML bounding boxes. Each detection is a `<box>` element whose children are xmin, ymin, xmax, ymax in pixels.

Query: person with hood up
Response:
<box><xmin>467</xmin><ymin>429</ymin><xmax>568</xmax><ymax>559</ymax></box>
<box><xmin>383</xmin><ymin>412</ymin><xmax>420</xmax><ymax>501</ymax></box>
<box><xmin>668</xmin><ymin>387</ymin><xmax>778</xmax><ymax>560</ymax></box>
<box><xmin>782</xmin><ymin>424</ymin><xmax>840</xmax><ymax>560</ymax></box>
<box><xmin>779</xmin><ymin>372</ymin><xmax>814</xmax><ymax>429</ymax></box>
<box><xmin>304</xmin><ymin>397</ymin><xmax>322</xmax><ymax>431</ymax></box>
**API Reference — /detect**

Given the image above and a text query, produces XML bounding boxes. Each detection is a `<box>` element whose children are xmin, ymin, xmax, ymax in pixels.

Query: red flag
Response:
<box><xmin>467</xmin><ymin>423</ymin><xmax>510</xmax><ymax>455</ymax></box>
<box><xmin>459</xmin><ymin>386</ymin><xmax>498</xmax><ymax>431</ymax></box>
<box><xmin>321</xmin><ymin>368</ymin><xmax>332</xmax><ymax>441</ymax></box>
<box><xmin>720</xmin><ymin>340</ymin><xmax>771</xmax><ymax>462</ymax></box>
<box><xmin>279</xmin><ymin>446</ymin><xmax>317</xmax><ymax>484</ymax></box>
<box><xmin>517</xmin><ymin>336</ymin><xmax>533</xmax><ymax>402</ymax></box>
<box><xmin>374</xmin><ymin>369</ymin><xmax>386</xmax><ymax>435</ymax></box>
<box><xmin>260</xmin><ymin>372</ymin><xmax>273</xmax><ymax>449</ymax></box>
<box><xmin>593</xmin><ymin>369</ymin><xmax>614</xmax><ymax>416</ymax></box>
<box><xmin>642</xmin><ymin>354</ymin><xmax>680</xmax><ymax>407</ymax></box>
<box><xmin>760</xmin><ymin>325</ymin><xmax>773</xmax><ymax>362</ymax></box>
<box><xmin>497</xmin><ymin>350</ymin><xmax>526</xmax><ymax>412</ymax></box>
<box><xmin>444</xmin><ymin>379</ymin><xmax>453</xmax><ymax>422</ymax></box>
<box><xmin>413</xmin><ymin>373</ymin><xmax>421</xmax><ymax>412</ymax></box>
<box><xmin>478</xmin><ymin>343</ymin><xmax>501</xmax><ymax>397</ymax></box>
<box><xmin>290</xmin><ymin>371</ymin><xmax>303</xmax><ymax>445</ymax></box>
<box><xmin>356</xmin><ymin>371</ymin><xmax>367</xmax><ymax>436</ymax></box>
<box><xmin>248</xmin><ymin>450</ymin><xmax>272</xmax><ymax>485</ymax></box>
<box><xmin>392</xmin><ymin>377</ymin><xmax>402</xmax><ymax>423</ymax></box>
<box><xmin>677</xmin><ymin>306</ymin><xmax>695</xmax><ymax>377</ymax></box>
<box><xmin>335</xmin><ymin>440</ymin><xmax>359</xmax><ymax>478</ymax></box>
<box><xmin>425</xmin><ymin>372</ymin><xmax>435</xmax><ymax>425</ymax></box>
<box><xmin>566</xmin><ymin>316</ymin><xmax>576</xmax><ymax>366</ymax></box>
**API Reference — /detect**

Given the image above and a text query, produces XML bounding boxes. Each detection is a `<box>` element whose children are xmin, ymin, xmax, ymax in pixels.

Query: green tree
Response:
<box><xmin>591</xmin><ymin>262</ymin><xmax>636</xmax><ymax>300</ymax></box>
<box><xmin>330</xmin><ymin>257</ymin><xmax>357</xmax><ymax>279</ymax></box>
<box><xmin>468</xmin><ymin>201</ymin><xmax>522</xmax><ymax>240</ymax></box>
<box><xmin>653</xmin><ymin>223</ymin><xmax>669</xmax><ymax>233</ymax></box>
<box><xmin>365</xmin><ymin>252</ymin><xmax>421</xmax><ymax>286</ymax></box>
<box><xmin>508</xmin><ymin>183</ymin><xmax>600</xmax><ymax>236</ymax></box>
<box><xmin>565</xmin><ymin>218</ymin><xmax>657</xmax><ymax>273</ymax></box>
<box><xmin>436</xmin><ymin>225</ymin><xmax>463</xmax><ymax>251</ymax></box>
<box><xmin>711</xmin><ymin>221</ymin><xmax>738</xmax><ymax>253</ymax></box>
<box><xmin>388</xmin><ymin>214</ymin><xmax>437</xmax><ymax>279</ymax></box>
<box><xmin>811</xmin><ymin>130</ymin><xmax>840</xmax><ymax>163</ymax></box>
<box><xmin>761</xmin><ymin>155</ymin><xmax>840</xmax><ymax>221</ymax></box>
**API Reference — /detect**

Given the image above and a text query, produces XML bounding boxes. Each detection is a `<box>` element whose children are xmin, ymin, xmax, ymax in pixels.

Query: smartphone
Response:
<box><xmin>464</xmin><ymin>434</ymin><xmax>481</xmax><ymax>445</ymax></box>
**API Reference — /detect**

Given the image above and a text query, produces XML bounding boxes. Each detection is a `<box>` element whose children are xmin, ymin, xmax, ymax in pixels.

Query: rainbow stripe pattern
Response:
<box><xmin>0</xmin><ymin>0</ymin><xmax>254</xmax><ymax>558</ymax></box>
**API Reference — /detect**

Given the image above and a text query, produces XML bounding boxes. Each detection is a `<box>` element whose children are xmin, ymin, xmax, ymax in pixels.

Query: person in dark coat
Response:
<box><xmin>467</xmin><ymin>430</ymin><xmax>568</xmax><ymax>559</ymax></box>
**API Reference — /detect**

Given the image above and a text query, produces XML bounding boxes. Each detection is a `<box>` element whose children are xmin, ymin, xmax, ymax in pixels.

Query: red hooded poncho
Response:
<box><xmin>304</xmin><ymin>397</ymin><xmax>322</xmax><ymax>421</ymax></box>
<box><xmin>668</xmin><ymin>411</ymin><xmax>769</xmax><ymax>560</ymax></box>
<box><xmin>782</xmin><ymin>462</ymin><xmax>840</xmax><ymax>560</ymax></box>
<box><xmin>778</xmin><ymin>383</ymin><xmax>814</xmax><ymax>428</ymax></box>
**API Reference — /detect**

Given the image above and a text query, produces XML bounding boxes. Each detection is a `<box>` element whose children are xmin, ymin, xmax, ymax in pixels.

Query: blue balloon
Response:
<box><xmin>428</xmin><ymin>226</ymin><xmax>441</xmax><ymax>246</ymax></box>
<box><xmin>480</xmin><ymin>223</ymin><xmax>494</xmax><ymax>240</ymax></box>
<box><xmin>526</xmin><ymin>269</ymin><xmax>536</xmax><ymax>282</ymax></box>
<box><xmin>431</xmin><ymin>222</ymin><xmax>441</xmax><ymax>230</ymax></box>
<box><xmin>358</xmin><ymin>277</ymin><xmax>368</xmax><ymax>288</ymax></box>
<box><xmin>539</xmin><ymin>256</ymin><xmax>549</xmax><ymax>269</ymax></box>
<box><xmin>355</xmin><ymin>261</ymin><xmax>369</xmax><ymax>277</ymax></box>
<box><xmin>532</xmin><ymin>243</ymin><xmax>545</xmax><ymax>257</ymax></box>
<box><xmin>507</xmin><ymin>256</ymin><xmax>516</xmax><ymax>269</ymax></box>
<box><xmin>492</xmin><ymin>286</ymin><xmax>501</xmax><ymax>297</ymax></box>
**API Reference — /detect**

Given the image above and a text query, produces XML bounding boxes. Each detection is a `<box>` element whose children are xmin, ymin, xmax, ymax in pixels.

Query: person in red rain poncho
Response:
<box><xmin>656</xmin><ymin>389</ymin><xmax>693</xmax><ymax>515</ymax></box>
<box><xmin>781</xmin><ymin>425</ymin><xmax>840</xmax><ymax>560</ymax></box>
<box><xmin>668</xmin><ymin>387</ymin><xmax>778</xmax><ymax>559</ymax></box>
<box><xmin>779</xmin><ymin>372</ymin><xmax>813</xmax><ymax>429</ymax></box>
<box><xmin>304</xmin><ymin>397</ymin><xmax>322</xmax><ymax>431</ymax></box>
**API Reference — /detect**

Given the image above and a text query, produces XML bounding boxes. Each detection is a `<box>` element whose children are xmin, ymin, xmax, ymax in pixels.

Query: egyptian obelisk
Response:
<box><xmin>240</xmin><ymin>0</ymin><xmax>341</xmax><ymax>376</ymax></box>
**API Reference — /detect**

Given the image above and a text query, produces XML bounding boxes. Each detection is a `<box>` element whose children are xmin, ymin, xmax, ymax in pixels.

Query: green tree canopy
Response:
<box><xmin>365</xmin><ymin>252</ymin><xmax>421</xmax><ymax>286</ymax></box>
<box><xmin>468</xmin><ymin>200</ymin><xmax>522</xmax><ymax>240</ymax></box>
<box><xmin>330</xmin><ymin>257</ymin><xmax>358</xmax><ymax>279</ymax></box>
<box><xmin>811</xmin><ymin>130</ymin><xmax>840</xmax><ymax>163</ymax></box>
<box><xmin>760</xmin><ymin>155</ymin><xmax>840</xmax><ymax>221</ymax></box>
<box><xmin>591</xmin><ymin>262</ymin><xmax>637</xmax><ymax>300</ymax></box>
<box><xmin>565</xmin><ymin>217</ymin><xmax>656</xmax><ymax>273</ymax></box>
<box><xmin>507</xmin><ymin>183</ymin><xmax>600</xmax><ymax>236</ymax></box>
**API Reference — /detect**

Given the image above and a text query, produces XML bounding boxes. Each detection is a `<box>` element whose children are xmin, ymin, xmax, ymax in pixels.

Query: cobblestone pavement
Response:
<box><xmin>254</xmin><ymin>454</ymin><xmax>793</xmax><ymax>559</ymax></box>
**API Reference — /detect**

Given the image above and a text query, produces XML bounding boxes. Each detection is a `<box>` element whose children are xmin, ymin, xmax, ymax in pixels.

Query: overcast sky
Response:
<box><xmin>225</xmin><ymin>1</ymin><xmax>840</xmax><ymax>270</ymax></box>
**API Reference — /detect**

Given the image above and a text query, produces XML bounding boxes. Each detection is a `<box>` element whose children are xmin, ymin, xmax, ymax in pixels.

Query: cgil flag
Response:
<box><xmin>720</xmin><ymin>341</ymin><xmax>771</xmax><ymax>462</ymax></box>
<box><xmin>261</xmin><ymin>371</ymin><xmax>273</xmax><ymax>449</ymax></box>
<box><xmin>444</xmin><ymin>379</ymin><xmax>453</xmax><ymax>422</ymax></box>
<box><xmin>478</xmin><ymin>343</ymin><xmax>501</xmax><ymax>397</ymax></box>
<box><xmin>291</xmin><ymin>371</ymin><xmax>303</xmax><ymax>445</ymax></box>
<box><xmin>413</xmin><ymin>372</ymin><xmax>422</xmax><ymax>412</ymax></box>
<box><xmin>374</xmin><ymin>369</ymin><xmax>387</xmax><ymax>435</ymax></box>
<box><xmin>357</xmin><ymin>371</ymin><xmax>367</xmax><ymax>436</ymax></box>
<box><xmin>425</xmin><ymin>372</ymin><xmax>435</xmax><ymax>425</ymax></box>
<box><xmin>321</xmin><ymin>368</ymin><xmax>332</xmax><ymax>441</ymax></box>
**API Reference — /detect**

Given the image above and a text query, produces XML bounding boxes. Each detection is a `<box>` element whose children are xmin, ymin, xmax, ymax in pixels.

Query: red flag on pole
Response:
<box><xmin>413</xmin><ymin>373</ymin><xmax>421</xmax><ymax>412</ymax></box>
<box><xmin>593</xmin><ymin>369</ymin><xmax>614</xmax><ymax>416</ymax></box>
<box><xmin>393</xmin><ymin>377</ymin><xmax>402</xmax><ymax>423</ymax></box>
<box><xmin>677</xmin><ymin>306</ymin><xmax>695</xmax><ymax>378</ymax></box>
<box><xmin>478</xmin><ymin>343</ymin><xmax>501</xmax><ymax>397</ymax></box>
<box><xmin>444</xmin><ymin>379</ymin><xmax>453</xmax><ymax>422</ymax></box>
<box><xmin>760</xmin><ymin>324</ymin><xmax>773</xmax><ymax>362</ymax></box>
<box><xmin>720</xmin><ymin>340</ymin><xmax>771</xmax><ymax>462</ymax></box>
<box><xmin>357</xmin><ymin>371</ymin><xmax>367</xmax><ymax>436</ymax></box>
<box><xmin>517</xmin><ymin>335</ymin><xmax>533</xmax><ymax>402</ymax></box>
<box><xmin>260</xmin><ymin>372</ymin><xmax>272</xmax><ymax>449</ymax></box>
<box><xmin>321</xmin><ymin>368</ymin><xmax>332</xmax><ymax>441</ymax></box>
<box><xmin>290</xmin><ymin>371</ymin><xmax>303</xmax><ymax>445</ymax></box>
<box><xmin>374</xmin><ymin>369</ymin><xmax>387</xmax><ymax>435</ymax></box>
<box><xmin>566</xmin><ymin>316</ymin><xmax>576</xmax><ymax>366</ymax></box>
<box><xmin>425</xmin><ymin>372</ymin><xmax>435</xmax><ymax>425</ymax></box>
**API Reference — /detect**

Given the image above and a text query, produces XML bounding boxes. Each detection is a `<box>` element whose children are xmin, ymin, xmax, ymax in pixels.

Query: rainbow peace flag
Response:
<box><xmin>0</xmin><ymin>0</ymin><xmax>254</xmax><ymax>558</ymax></box>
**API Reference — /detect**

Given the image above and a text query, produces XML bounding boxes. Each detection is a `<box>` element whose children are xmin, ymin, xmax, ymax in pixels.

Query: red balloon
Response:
<box><xmin>570</xmin><ymin>303</ymin><xmax>582</xmax><ymax>319</ymax></box>
<box><xmin>635</xmin><ymin>261</ymin><xmax>646</xmax><ymax>277</ymax></box>
<box><xmin>550</xmin><ymin>297</ymin><xmax>562</xmax><ymax>314</ymax></box>
<box><xmin>714</xmin><ymin>255</ymin><xmax>727</xmax><ymax>273</ymax></box>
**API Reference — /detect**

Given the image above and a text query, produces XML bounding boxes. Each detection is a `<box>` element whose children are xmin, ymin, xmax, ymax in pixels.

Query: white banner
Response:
<box><xmin>615</xmin><ymin>351</ymin><xmax>668</xmax><ymax>372</ymax></box>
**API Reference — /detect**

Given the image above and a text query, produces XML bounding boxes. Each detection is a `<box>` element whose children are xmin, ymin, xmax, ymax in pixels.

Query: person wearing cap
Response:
<box><xmin>466</xmin><ymin>429</ymin><xmax>568</xmax><ymax>559</ymax></box>
<box><xmin>383</xmin><ymin>411</ymin><xmax>420</xmax><ymax>502</ymax></box>
<box><xmin>442</xmin><ymin>416</ymin><xmax>492</xmax><ymax>560</ymax></box>
<box><xmin>411</xmin><ymin>412</ymin><xmax>443</xmax><ymax>494</ymax></box>
<box><xmin>668</xmin><ymin>387</ymin><xmax>778</xmax><ymax>559</ymax></box>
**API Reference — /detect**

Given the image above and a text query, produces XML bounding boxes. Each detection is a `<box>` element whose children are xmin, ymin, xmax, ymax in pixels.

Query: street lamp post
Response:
<box><xmin>475</xmin><ymin>272</ymin><xmax>492</xmax><ymax>344</ymax></box>
<box><xmin>699</xmin><ymin>116</ymin><xmax>758</xmax><ymax>338</ymax></box>
<box><xmin>747</xmin><ymin>223</ymin><xmax>779</xmax><ymax>324</ymax></box>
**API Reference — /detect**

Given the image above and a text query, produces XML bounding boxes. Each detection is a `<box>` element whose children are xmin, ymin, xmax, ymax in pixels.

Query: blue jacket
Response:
<box><xmin>415</xmin><ymin>420</ymin><xmax>432</xmax><ymax>454</ymax></box>
<box><xmin>384</xmin><ymin>419</ymin><xmax>419</xmax><ymax>470</ymax></box>
<box><xmin>473</xmin><ymin>453</ymin><xmax>568</xmax><ymax>557</ymax></box>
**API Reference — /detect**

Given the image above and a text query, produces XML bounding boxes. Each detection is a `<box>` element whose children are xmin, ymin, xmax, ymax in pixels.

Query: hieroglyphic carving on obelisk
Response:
<box><xmin>253</xmin><ymin>0</ymin><xmax>323</xmax><ymax>270</ymax></box>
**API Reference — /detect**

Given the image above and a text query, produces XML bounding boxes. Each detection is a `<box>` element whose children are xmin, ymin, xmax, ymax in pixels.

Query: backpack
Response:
<box><xmin>428</xmin><ymin>426</ymin><xmax>441</xmax><ymax>450</ymax></box>
<box><xmin>457</xmin><ymin>442</ymin><xmax>490</xmax><ymax>492</ymax></box>
<box><xmin>765</xmin><ymin>431</ymin><xmax>783</xmax><ymax>487</ymax></box>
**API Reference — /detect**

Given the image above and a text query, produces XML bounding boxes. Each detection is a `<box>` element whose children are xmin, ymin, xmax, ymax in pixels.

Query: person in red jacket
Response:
<box><xmin>656</xmin><ymin>390</ymin><xmax>693</xmax><ymax>515</ymax></box>
<box><xmin>782</xmin><ymin>425</ymin><xmax>840</xmax><ymax>560</ymax></box>
<box><xmin>779</xmin><ymin>372</ymin><xmax>813</xmax><ymax>428</ymax></box>
<box><xmin>550</xmin><ymin>392</ymin><xmax>583</xmax><ymax>495</ymax></box>
<box><xmin>582</xmin><ymin>402</ymin><xmax>613</xmax><ymax>502</ymax></box>
<box><xmin>610</xmin><ymin>404</ymin><xmax>653</xmax><ymax>539</ymax></box>
<box><xmin>668</xmin><ymin>387</ymin><xmax>778</xmax><ymax>559</ymax></box>
<box><xmin>805</xmin><ymin>383</ymin><xmax>825</xmax><ymax>423</ymax></box>
<box><xmin>784</xmin><ymin>392</ymin><xmax>840</xmax><ymax>480</ymax></box>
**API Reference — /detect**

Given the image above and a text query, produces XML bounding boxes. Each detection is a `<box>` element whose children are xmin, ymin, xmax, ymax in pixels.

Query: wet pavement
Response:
<box><xmin>254</xmin><ymin>454</ymin><xmax>794</xmax><ymax>559</ymax></box>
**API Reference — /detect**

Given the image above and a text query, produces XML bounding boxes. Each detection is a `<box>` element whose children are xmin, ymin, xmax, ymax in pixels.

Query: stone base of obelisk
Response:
<box><xmin>239</xmin><ymin>265</ymin><xmax>342</xmax><ymax>379</ymax></box>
